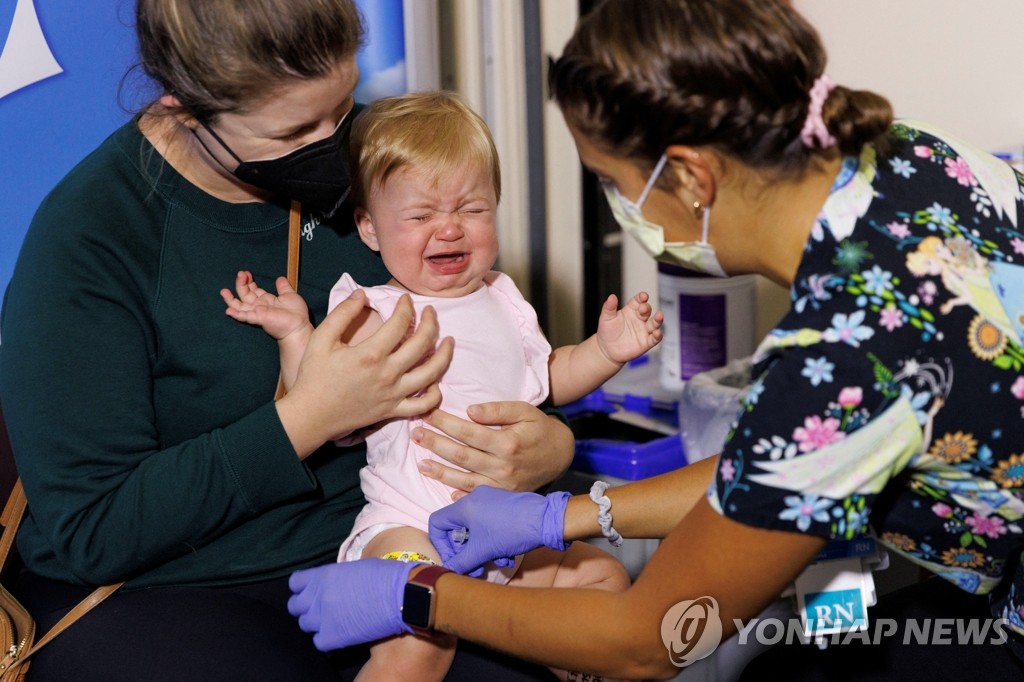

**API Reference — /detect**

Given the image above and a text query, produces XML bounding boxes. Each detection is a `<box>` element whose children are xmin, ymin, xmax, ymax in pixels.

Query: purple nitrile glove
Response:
<box><xmin>428</xmin><ymin>485</ymin><xmax>570</xmax><ymax>577</ymax></box>
<box><xmin>288</xmin><ymin>558</ymin><xmax>416</xmax><ymax>651</ymax></box>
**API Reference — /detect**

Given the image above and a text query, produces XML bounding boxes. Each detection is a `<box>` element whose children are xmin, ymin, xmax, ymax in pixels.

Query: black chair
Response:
<box><xmin>0</xmin><ymin>402</ymin><xmax>17</xmax><ymax>507</ymax></box>
<box><xmin>0</xmin><ymin>401</ymin><xmax>26</xmax><ymax>584</ymax></box>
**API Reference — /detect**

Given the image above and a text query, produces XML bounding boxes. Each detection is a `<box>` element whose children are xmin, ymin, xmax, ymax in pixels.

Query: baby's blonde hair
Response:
<box><xmin>349</xmin><ymin>91</ymin><xmax>501</xmax><ymax>208</ymax></box>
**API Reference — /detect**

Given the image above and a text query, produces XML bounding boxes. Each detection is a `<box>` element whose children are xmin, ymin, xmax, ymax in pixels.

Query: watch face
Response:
<box><xmin>402</xmin><ymin>583</ymin><xmax>432</xmax><ymax>629</ymax></box>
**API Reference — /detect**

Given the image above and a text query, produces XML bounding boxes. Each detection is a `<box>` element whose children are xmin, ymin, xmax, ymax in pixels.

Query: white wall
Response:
<box><xmin>540</xmin><ymin>0</ymin><xmax>583</xmax><ymax>348</ymax></box>
<box><xmin>625</xmin><ymin>0</ymin><xmax>1024</xmax><ymax>342</ymax></box>
<box><xmin>443</xmin><ymin>0</ymin><xmax>533</xmax><ymax>295</ymax></box>
<box><xmin>798</xmin><ymin>0</ymin><xmax>1024</xmax><ymax>154</ymax></box>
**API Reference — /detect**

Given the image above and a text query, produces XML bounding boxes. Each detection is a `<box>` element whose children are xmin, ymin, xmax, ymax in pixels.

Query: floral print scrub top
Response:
<box><xmin>708</xmin><ymin>120</ymin><xmax>1024</xmax><ymax>644</ymax></box>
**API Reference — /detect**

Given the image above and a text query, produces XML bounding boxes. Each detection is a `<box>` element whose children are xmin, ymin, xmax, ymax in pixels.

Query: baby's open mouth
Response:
<box><xmin>427</xmin><ymin>253</ymin><xmax>466</xmax><ymax>264</ymax></box>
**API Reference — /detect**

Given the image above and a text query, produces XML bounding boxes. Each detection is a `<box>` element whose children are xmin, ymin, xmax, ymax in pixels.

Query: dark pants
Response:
<box><xmin>15</xmin><ymin>572</ymin><xmax>555</xmax><ymax>682</ymax></box>
<box><xmin>739</xmin><ymin>576</ymin><xmax>1024</xmax><ymax>681</ymax></box>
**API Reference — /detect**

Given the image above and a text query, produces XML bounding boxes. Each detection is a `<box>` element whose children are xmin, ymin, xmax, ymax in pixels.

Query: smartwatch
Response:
<box><xmin>401</xmin><ymin>564</ymin><xmax>452</xmax><ymax>632</ymax></box>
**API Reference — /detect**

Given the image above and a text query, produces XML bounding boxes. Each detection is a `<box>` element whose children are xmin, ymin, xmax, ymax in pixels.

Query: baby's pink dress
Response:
<box><xmin>330</xmin><ymin>271</ymin><xmax>551</xmax><ymax>581</ymax></box>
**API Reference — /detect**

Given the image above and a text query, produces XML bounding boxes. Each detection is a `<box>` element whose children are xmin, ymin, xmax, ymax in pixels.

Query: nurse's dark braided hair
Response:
<box><xmin>549</xmin><ymin>0</ymin><xmax>893</xmax><ymax>183</ymax></box>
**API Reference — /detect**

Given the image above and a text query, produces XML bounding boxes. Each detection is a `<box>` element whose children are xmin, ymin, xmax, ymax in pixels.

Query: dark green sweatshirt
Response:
<box><xmin>0</xmin><ymin>120</ymin><xmax>389</xmax><ymax>588</ymax></box>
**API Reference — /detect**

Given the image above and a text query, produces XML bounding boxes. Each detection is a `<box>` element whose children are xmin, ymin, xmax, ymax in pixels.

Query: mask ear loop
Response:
<box><xmin>193</xmin><ymin>118</ymin><xmax>246</xmax><ymax>166</ymax></box>
<box><xmin>693</xmin><ymin>201</ymin><xmax>712</xmax><ymax>244</ymax></box>
<box><xmin>628</xmin><ymin>154</ymin><xmax>670</xmax><ymax>214</ymax></box>
<box><xmin>191</xmin><ymin>118</ymin><xmax>256</xmax><ymax>181</ymax></box>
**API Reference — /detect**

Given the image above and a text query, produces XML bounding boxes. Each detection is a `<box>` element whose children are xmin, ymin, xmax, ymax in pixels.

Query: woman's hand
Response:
<box><xmin>414</xmin><ymin>402</ymin><xmax>574</xmax><ymax>495</ymax></box>
<box><xmin>276</xmin><ymin>291</ymin><xmax>454</xmax><ymax>458</ymax></box>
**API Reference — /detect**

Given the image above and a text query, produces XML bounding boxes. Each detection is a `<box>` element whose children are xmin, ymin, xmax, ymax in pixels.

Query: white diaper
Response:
<box><xmin>339</xmin><ymin>521</ymin><xmax>523</xmax><ymax>584</ymax></box>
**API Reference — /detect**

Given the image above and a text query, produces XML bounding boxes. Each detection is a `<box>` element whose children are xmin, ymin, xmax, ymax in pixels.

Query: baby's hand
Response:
<box><xmin>220</xmin><ymin>270</ymin><xmax>311</xmax><ymax>340</ymax></box>
<box><xmin>595</xmin><ymin>292</ymin><xmax>664</xmax><ymax>364</ymax></box>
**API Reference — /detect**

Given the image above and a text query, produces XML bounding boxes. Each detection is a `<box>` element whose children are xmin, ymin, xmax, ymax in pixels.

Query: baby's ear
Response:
<box><xmin>354</xmin><ymin>208</ymin><xmax>380</xmax><ymax>252</ymax></box>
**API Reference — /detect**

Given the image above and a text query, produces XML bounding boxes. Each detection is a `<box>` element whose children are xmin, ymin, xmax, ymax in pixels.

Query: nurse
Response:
<box><xmin>287</xmin><ymin>0</ymin><xmax>1024</xmax><ymax>679</ymax></box>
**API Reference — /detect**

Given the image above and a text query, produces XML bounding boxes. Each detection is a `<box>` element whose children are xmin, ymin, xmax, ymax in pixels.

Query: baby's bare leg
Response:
<box><xmin>511</xmin><ymin>543</ymin><xmax>634</xmax><ymax>682</ymax></box>
<box><xmin>354</xmin><ymin>526</ymin><xmax>457</xmax><ymax>682</ymax></box>
<box><xmin>511</xmin><ymin>541</ymin><xmax>630</xmax><ymax>592</ymax></box>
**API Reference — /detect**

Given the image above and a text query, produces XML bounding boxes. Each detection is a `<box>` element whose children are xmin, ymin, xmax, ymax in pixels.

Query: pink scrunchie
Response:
<box><xmin>799</xmin><ymin>74</ymin><xmax>837</xmax><ymax>149</ymax></box>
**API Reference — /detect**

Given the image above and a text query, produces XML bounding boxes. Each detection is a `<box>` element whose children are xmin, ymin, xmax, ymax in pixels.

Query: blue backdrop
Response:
<box><xmin>354</xmin><ymin>0</ymin><xmax>407</xmax><ymax>102</ymax></box>
<box><xmin>0</xmin><ymin>0</ymin><xmax>137</xmax><ymax>300</ymax></box>
<box><xmin>0</xmin><ymin>0</ymin><xmax>408</xmax><ymax>308</ymax></box>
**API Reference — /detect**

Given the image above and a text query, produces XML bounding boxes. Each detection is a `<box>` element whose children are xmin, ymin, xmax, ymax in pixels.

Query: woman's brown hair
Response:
<box><xmin>136</xmin><ymin>0</ymin><xmax>364</xmax><ymax>120</ymax></box>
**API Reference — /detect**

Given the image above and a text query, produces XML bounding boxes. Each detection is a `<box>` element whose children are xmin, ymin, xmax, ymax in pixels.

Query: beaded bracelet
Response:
<box><xmin>589</xmin><ymin>480</ymin><xmax>624</xmax><ymax>547</ymax></box>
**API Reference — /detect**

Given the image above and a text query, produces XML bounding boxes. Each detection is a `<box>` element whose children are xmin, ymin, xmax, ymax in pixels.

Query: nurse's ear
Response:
<box><xmin>665</xmin><ymin>145</ymin><xmax>718</xmax><ymax>207</ymax></box>
<box><xmin>354</xmin><ymin>208</ymin><xmax>381</xmax><ymax>252</ymax></box>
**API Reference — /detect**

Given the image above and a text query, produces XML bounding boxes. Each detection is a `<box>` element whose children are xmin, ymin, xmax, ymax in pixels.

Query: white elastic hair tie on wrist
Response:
<box><xmin>589</xmin><ymin>480</ymin><xmax>624</xmax><ymax>547</ymax></box>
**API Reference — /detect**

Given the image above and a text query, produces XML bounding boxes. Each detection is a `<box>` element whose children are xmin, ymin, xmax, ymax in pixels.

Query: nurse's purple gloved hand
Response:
<box><xmin>288</xmin><ymin>558</ymin><xmax>415</xmax><ymax>651</ymax></box>
<box><xmin>428</xmin><ymin>485</ymin><xmax>570</xmax><ymax>577</ymax></box>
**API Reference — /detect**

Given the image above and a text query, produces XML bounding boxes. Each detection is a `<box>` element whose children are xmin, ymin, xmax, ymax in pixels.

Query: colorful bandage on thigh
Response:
<box><xmin>380</xmin><ymin>550</ymin><xmax>437</xmax><ymax>564</ymax></box>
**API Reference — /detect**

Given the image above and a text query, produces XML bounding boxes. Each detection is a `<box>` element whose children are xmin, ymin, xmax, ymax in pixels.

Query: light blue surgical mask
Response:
<box><xmin>601</xmin><ymin>153</ymin><xmax>727</xmax><ymax>277</ymax></box>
